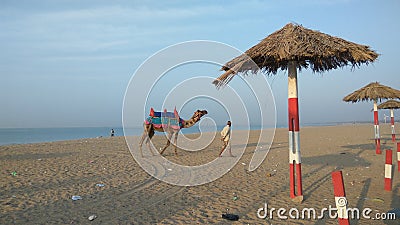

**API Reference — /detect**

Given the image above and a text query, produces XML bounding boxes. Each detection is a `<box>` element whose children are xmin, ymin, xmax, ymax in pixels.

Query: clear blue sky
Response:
<box><xmin>1</xmin><ymin>0</ymin><xmax>399</xmax><ymax>128</ymax></box>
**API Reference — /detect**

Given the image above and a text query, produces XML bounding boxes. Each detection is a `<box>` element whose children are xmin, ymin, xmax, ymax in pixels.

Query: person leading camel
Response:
<box><xmin>219</xmin><ymin>121</ymin><xmax>233</xmax><ymax>157</ymax></box>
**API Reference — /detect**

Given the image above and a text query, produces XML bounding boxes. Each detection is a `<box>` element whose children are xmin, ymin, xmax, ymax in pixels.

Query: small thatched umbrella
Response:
<box><xmin>213</xmin><ymin>23</ymin><xmax>378</xmax><ymax>202</ymax></box>
<box><xmin>343</xmin><ymin>82</ymin><xmax>400</xmax><ymax>152</ymax></box>
<box><xmin>378</xmin><ymin>100</ymin><xmax>400</xmax><ymax>142</ymax></box>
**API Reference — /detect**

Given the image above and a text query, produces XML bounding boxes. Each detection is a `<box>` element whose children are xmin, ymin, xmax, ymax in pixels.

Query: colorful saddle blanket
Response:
<box><xmin>145</xmin><ymin>108</ymin><xmax>183</xmax><ymax>129</ymax></box>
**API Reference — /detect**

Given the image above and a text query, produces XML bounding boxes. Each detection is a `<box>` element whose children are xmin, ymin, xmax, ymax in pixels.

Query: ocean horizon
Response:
<box><xmin>0</xmin><ymin>121</ymin><xmax>374</xmax><ymax>146</ymax></box>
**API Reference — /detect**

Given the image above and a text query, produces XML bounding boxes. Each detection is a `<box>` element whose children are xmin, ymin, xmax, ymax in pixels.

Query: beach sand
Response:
<box><xmin>1</xmin><ymin>124</ymin><xmax>399</xmax><ymax>224</ymax></box>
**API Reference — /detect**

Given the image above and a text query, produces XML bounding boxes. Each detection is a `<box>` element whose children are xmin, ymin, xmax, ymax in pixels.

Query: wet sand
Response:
<box><xmin>1</xmin><ymin>124</ymin><xmax>399</xmax><ymax>224</ymax></box>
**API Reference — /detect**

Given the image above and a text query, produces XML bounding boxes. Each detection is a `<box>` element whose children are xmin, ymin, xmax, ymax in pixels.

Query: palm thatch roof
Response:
<box><xmin>213</xmin><ymin>23</ymin><xmax>378</xmax><ymax>87</ymax></box>
<box><xmin>377</xmin><ymin>100</ymin><xmax>400</xmax><ymax>109</ymax></box>
<box><xmin>343</xmin><ymin>82</ymin><xmax>400</xmax><ymax>103</ymax></box>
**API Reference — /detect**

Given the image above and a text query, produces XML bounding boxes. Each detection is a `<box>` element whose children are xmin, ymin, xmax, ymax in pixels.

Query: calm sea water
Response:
<box><xmin>0</xmin><ymin>122</ymin><xmax>356</xmax><ymax>146</ymax></box>
<box><xmin>0</xmin><ymin>125</ymin><xmax>227</xmax><ymax>146</ymax></box>
<box><xmin>0</xmin><ymin>127</ymin><xmax>125</xmax><ymax>146</ymax></box>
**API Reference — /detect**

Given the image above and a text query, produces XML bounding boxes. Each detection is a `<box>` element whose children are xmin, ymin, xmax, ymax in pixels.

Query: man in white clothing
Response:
<box><xmin>219</xmin><ymin>121</ymin><xmax>233</xmax><ymax>157</ymax></box>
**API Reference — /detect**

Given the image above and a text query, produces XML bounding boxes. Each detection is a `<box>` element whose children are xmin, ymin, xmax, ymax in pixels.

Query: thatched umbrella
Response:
<box><xmin>378</xmin><ymin>100</ymin><xmax>400</xmax><ymax>142</ymax></box>
<box><xmin>213</xmin><ymin>23</ymin><xmax>378</xmax><ymax>202</ymax></box>
<box><xmin>343</xmin><ymin>82</ymin><xmax>400</xmax><ymax>152</ymax></box>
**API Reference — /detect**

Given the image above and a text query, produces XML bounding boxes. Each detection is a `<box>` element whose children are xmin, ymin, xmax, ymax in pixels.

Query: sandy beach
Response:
<box><xmin>1</xmin><ymin>124</ymin><xmax>400</xmax><ymax>224</ymax></box>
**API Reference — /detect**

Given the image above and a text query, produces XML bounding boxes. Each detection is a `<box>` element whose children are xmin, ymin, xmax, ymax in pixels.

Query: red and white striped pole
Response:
<box><xmin>288</xmin><ymin>62</ymin><xmax>303</xmax><ymax>203</ymax></box>
<box><xmin>397</xmin><ymin>143</ymin><xmax>400</xmax><ymax>172</ymax></box>
<box><xmin>384</xmin><ymin>149</ymin><xmax>393</xmax><ymax>191</ymax></box>
<box><xmin>331</xmin><ymin>171</ymin><xmax>350</xmax><ymax>225</ymax></box>
<box><xmin>373</xmin><ymin>100</ymin><xmax>381</xmax><ymax>154</ymax></box>
<box><xmin>390</xmin><ymin>109</ymin><xmax>396</xmax><ymax>142</ymax></box>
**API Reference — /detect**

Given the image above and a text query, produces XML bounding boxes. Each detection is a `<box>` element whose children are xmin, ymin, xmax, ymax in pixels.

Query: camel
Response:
<box><xmin>139</xmin><ymin>109</ymin><xmax>208</xmax><ymax>156</ymax></box>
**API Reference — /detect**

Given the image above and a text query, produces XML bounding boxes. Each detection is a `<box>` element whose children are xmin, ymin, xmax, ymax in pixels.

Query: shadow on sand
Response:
<box><xmin>384</xmin><ymin>184</ymin><xmax>400</xmax><ymax>224</ymax></box>
<box><xmin>341</xmin><ymin>143</ymin><xmax>392</xmax><ymax>152</ymax></box>
<box><xmin>302</xmin><ymin>151</ymin><xmax>371</xmax><ymax>168</ymax></box>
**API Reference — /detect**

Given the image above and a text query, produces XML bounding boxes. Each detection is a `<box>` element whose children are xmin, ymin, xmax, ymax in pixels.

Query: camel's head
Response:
<box><xmin>193</xmin><ymin>110</ymin><xmax>208</xmax><ymax>122</ymax></box>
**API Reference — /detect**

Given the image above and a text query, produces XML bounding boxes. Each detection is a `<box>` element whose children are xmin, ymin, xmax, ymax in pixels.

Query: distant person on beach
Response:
<box><xmin>110</xmin><ymin>129</ymin><xmax>115</xmax><ymax>137</ymax></box>
<box><xmin>219</xmin><ymin>121</ymin><xmax>233</xmax><ymax>157</ymax></box>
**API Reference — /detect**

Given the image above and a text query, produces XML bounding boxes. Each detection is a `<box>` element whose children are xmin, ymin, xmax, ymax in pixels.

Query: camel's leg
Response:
<box><xmin>138</xmin><ymin>131</ymin><xmax>148</xmax><ymax>157</ymax></box>
<box><xmin>139</xmin><ymin>123</ymin><xmax>151</xmax><ymax>157</ymax></box>
<box><xmin>173</xmin><ymin>130</ymin><xmax>179</xmax><ymax>156</ymax></box>
<box><xmin>146</xmin><ymin>128</ymin><xmax>156</xmax><ymax>156</ymax></box>
<box><xmin>139</xmin><ymin>124</ymin><xmax>156</xmax><ymax>157</ymax></box>
<box><xmin>160</xmin><ymin>131</ymin><xmax>173</xmax><ymax>155</ymax></box>
<box><xmin>139</xmin><ymin>131</ymin><xmax>147</xmax><ymax>147</ymax></box>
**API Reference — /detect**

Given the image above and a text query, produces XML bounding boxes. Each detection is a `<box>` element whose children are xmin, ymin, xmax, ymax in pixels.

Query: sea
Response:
<box><xmin>0</xmin><ymin>126</ymin><xmax>225</xmax><ymax>146</ymax></box>
<box><xmin>0</xmin><ymin>122</ymin><xmax>361</xmax><ymax>146</ymax></box>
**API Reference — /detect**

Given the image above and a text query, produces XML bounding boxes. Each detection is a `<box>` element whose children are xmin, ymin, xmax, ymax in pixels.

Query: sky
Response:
<box><xmin>1</xmin><ymin>0</ymin><xmax>400</xmax><ymax>128</ymax></box>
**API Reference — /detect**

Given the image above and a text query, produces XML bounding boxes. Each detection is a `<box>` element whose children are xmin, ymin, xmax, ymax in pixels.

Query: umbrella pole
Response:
<box><xmin>288</xmin><ymin>62</ymin><xmax>303</xmax><ymax>202</ymax></box>
<box><xmin>391</xmin><ymin>109</ymin><xmax>396</xmax><ymax>142</ymax></box>
<box><xmin>373</xmin><ymin>101</ymin><xmax>381</xmax><ymax>154</ymax></box>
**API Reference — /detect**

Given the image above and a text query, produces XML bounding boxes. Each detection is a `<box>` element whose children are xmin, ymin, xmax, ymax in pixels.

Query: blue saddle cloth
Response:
<box><xmin>145</xmin><ymin>111</ymin><xmax>182</xmax><ymax>128</ymax></box>
<box><xmin>153</xmin><ymin>111</ymin><xmax>176</xmax><ymax>118</ymax></box>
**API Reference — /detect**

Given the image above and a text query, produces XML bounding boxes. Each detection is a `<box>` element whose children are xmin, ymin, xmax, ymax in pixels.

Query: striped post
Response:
<box><xmin>331</xmin><ymin>171</ymin><xmax>350</xmax><ymax>225</ymax></box>
<box><xmin>288</xmin><ymin>62</ymin><xmax>303</xmax><ymax>202</ymax></box>
<box><xmin>391</xmin><ymin>109</ymin><xmax>396</xmax><ymax>142</ymax></box>
<box><xmin>397</xmin><ymin>143</ymin><xmax>400</xmax><ymax>172</ymax></box>
<box><xmin>373</xmin><ymin>100</ymin><xmax>381</xmax><ymax>154</ymax></box>
<box><xmin>385</xmin><ymin>149</ymin><xmax>393</xmax><ymax>191</ymax></box>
